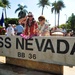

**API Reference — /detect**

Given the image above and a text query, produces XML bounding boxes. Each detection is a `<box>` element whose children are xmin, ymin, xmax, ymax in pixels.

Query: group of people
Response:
<box><xmin>18</xmin><ymin>12</ymin><xmax>50</xmax><ymax>39</ymax></box>
<box><xmin>4</xmin><ymin>12</ymin><xmax>74</xmax><ymax>37</ymax></box>
<box><xmin>6</xmin><ymin>12</ymin><xmax>50</xmax><ymax>39</ymax></box>
<box><xmin>6</xmin><ymin>23</ymin><xmax>24</xmax><ymax>36</ymax></box>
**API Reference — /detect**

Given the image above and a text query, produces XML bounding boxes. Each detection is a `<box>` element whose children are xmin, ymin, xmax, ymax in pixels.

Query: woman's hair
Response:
<box><xmin>38</xmin><ymin>16</ymin><xmax>45</xmax><ymax>21</ymax></box>
<box><xmin>26</xmin><ymin>18</ymin><xmax>35</xmax><ymax>27</ymax></box>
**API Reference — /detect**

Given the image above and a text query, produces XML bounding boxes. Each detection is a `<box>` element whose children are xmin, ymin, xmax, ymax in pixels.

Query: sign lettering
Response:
<box><xmin>0</xmin><ymin>36</ymin><xmax>75</xmax><ymax>66</ymax></box>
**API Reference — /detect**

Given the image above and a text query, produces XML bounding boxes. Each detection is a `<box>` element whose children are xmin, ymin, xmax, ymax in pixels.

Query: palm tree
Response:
<box><xmin>51</xmin><ymin>1</ymin><xmax>57</xmax><ymax>27</ymax></box>
<box><xmin>0</xmin><ymin>1</ymin><xmax>3</xmax><ymax>6</ymax></box>
<box><xmin>15</xmin><ymin>4</ymin><xmax>28</xmax><ymax>19</ymax></box>
<box><xmin>51</xmin><ymin>0</ymin><xmax>65</xmax><ymax>27</ymax></box>
<box><xmin>56</xmin><ymin>0</ymin><xmax>65</xmax><ymax>27</ymax></box>
<box><xmin>0</xmin><ymin>0</ymin><xmax>11</xmax><ymax>19</ymax></box>
<box><xmin>37</xmin><ymin>0</ymin><xmax>50</xmax><ymax>15</ymax></box>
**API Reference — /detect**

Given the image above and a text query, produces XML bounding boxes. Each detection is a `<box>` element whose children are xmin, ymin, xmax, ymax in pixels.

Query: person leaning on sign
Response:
<box><xmin>20</xmin><ymin>12</ymin><xmax>38</xmax><ymax>39</ymax></box>
<box><xmin>38</xmin><ymin>16</ymin><xmax>50</xmax><ymax>36</ymax></box>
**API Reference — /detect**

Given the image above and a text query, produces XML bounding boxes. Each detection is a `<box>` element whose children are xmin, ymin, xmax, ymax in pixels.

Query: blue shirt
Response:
<box><xmin>15</xmin><ymin>25</ymin><xmax>24</xmax><ymax>33</ymax></box>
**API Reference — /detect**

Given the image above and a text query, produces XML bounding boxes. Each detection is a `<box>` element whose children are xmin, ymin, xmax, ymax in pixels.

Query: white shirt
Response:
<box><xmin>39</xmin><ymin>24</ymin><xmax>49</xmax><ymax>33</ymax></box>
<box><xmin>6</xmin><ymin>26</ymin><xmax>15</xmax><ymax>36</ymax></box>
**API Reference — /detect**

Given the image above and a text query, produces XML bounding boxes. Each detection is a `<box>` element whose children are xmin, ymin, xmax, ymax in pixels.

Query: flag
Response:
<box><xmin>0</xmin><ymin>12</ymin><xmax>5</xmax><ymax>27</ymax></box>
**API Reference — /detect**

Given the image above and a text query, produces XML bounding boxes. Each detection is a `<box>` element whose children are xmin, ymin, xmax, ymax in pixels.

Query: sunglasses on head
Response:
<box><xmin>28</xmin><ymin>15</ymin><xmax>33</xmax><ymax>17</ymax></box>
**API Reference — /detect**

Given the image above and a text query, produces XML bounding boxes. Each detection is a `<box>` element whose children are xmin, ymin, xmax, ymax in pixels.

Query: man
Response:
<box><xmin>15</xmin><ymin>23</ymin><xmax>24</xmax><ymax>35</ymax></box>
<box><xmin>6</xmin><ymin>24</ymin><xmax>15</xmax><ymax>36</ymax></box>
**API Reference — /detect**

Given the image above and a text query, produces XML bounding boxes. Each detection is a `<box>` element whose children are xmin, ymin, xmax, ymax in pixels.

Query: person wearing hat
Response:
<box><xmin>20</xmin><ymin>12</ymin><xmax>38</xmax><ymax>39</ymax></box>
<box><xmin>38</xmin><ymin>16</ymin><xmax>50</xmax><ymax>36</ymax></box>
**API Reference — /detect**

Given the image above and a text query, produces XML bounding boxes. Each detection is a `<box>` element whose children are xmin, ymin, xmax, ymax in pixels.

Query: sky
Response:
<box><xmin>0</xmin><ymin>0</ymin><xmax>75</xmax><ymax>27</ymax></box>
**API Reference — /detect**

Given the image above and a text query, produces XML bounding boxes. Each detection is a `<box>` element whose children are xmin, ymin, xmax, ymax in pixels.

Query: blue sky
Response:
<box><xmin>0</xmin><ymin>0</ymin><xmax>75</xmax><ymax>27</ymax></box>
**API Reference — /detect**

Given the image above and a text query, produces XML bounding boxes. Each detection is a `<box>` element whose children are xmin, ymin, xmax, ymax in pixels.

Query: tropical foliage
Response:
<box><xmin>51</xmin><ymin>0</ymin><xmax>65</xmax><ymax>27</ymax></box>
<box><xmin>67</xmin><ymin>13</ymin><xmax>75</xmax><ymax>31</ymax></box>
<box><xmin>51</xmin><ymin>1</ymin><xmax>57</xmax><ymax>27</ymax></box>
<box><xmin>15</xmin><ymin>4</ymin><xmax>28</xmax><ymax>19</ymax></box>
<box><xmin>4</xmin><ymin>18</ymin><xmax>18</xmax><ymax>27</ymax></box>
<box><xmin>0</xmin><ymin>0</ymin><xmax>11</xmax><ymax>18</ymax></box>
<box><xmin>0</xmin><ymin>26</ymin><xmax>6</xmax><ymax>35</ymax></box>
<box><xmin>37</xmin><ymin>0</ymin><xmax>50</xmax><ymax>15</ymax></box>
<box><xmin>59</xmin><ymin>23</ymin><xmax>67</xmax><ymax>29</ymax></box>
<box><xmin>57</xmin><ymin>0</ymin><xmax>65</xmax><ymax>27</ymax></box>
<box><xmin>59</xmin><ymin>13</ymin><xmax>75</xmax><ymax>33</ymax></box>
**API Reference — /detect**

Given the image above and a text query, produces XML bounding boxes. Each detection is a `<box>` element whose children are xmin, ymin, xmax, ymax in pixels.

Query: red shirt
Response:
<box><xmin>24</xmin><ymin>22</ymin><xmax>38</xmax><ymax>36</ymax></box>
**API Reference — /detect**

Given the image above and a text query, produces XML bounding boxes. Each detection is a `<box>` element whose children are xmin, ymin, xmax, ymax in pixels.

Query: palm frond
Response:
<box><xmin>15</xmin><ymin>8</ymin><xmax>21</xmax><ymax>13</ymax></box>
<box><xmin>15</xmin><ymin>4</ymin><xmax>28</xmax><ymax>18</ymax></box>
<box><xmin>37</xmin><ymin>0</ymin><xmax>50</xmax><ymax>15</ymax></box>
<box><xmin>2</xmin><ymin>0</ymin><xmax>11</xmax><ymax>8</ymax></box>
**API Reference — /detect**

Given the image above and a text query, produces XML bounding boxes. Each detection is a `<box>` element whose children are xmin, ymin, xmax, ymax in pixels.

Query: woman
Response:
<box><xmin>38</xmin><ymin>16</ymin><xmax>50</xmax><ymax>36</ymax></box>
<box><xmin>20</xmin><ymin>12</ymin><xmax>38</xmax><ymax>39</ymax></box>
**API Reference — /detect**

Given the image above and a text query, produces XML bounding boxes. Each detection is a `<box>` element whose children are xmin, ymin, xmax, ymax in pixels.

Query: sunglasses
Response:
<box><xmin>28</xmin><ymin>15</ymin><xmax>33</xmax><ymax>17</ymax></box>
<box><xmin>39</xmin><ymin>20</ymin><xmax>42</xmax><ymax>21</ymax></box>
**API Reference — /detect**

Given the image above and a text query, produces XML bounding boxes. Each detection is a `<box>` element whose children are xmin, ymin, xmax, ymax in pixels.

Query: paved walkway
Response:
<box><xmin>64</xmin><ymin>66</ymin><xmax>75</xmax><ymax>75</ymax></box>
<box><xmin>0</xmin><ymin>64</ymin><xmax>53</xmax><ymax>75</ymax></box>
<box><xmin>0</xmin><ymin>56</ymin><xmax>55</xmax><ymax>75</ymax></box>
<box><xmin>0</xmin><ymin>56</ymin><xmax>75</xmax><ymax>75</ymax></box>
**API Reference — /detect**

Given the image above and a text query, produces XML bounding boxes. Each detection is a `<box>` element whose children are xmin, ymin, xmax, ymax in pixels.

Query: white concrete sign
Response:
<box><xmin>0</xmin><ymin>35</ymin><xmax>75</xmax><ymax>66</ymax></box>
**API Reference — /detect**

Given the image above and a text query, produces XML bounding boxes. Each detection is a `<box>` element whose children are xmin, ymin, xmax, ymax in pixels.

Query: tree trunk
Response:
<box><xmin>58</xmin><ymin>12</ymin><xmax>60</xmax><ymax>28</ymax></box>
<box><xmin>4</xmin><ymin>8</ymin><xmax>7</xmax><ymax>19</ymax></box>
<box><xmin>42</xmin><ymin>7</ymin><xmax>44</xmax><ymax>15</ymax></box>
<box><xmin>55</xmin><ymin>11</ymin><xmax>56</xmax><ymax>27</ymax></box>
